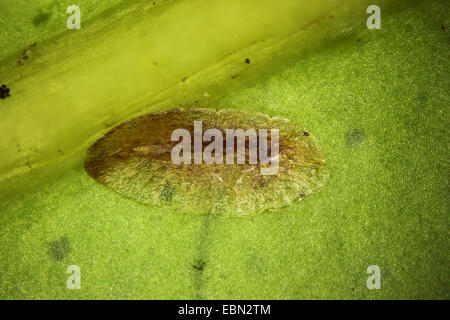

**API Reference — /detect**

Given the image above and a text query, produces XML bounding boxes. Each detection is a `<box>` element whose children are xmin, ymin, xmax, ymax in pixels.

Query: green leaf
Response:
<box><xmin>0</xmin><ymin>0</ymin><xmax>447</xmax><ymax>299</ymax></box>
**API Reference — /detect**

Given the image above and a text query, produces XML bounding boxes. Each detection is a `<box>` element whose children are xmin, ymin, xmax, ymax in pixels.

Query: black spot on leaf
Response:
<box><xmin>0</xmin><ymin>84</ymin><xmax>10</xmax><ymax>99</ymax></box>
<box><xmin>193</xmin><ymin>260</ymin><xmax>206</xmax><ymax>272</ymax></box>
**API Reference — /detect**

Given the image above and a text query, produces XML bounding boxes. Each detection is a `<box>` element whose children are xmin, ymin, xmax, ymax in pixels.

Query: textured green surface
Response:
<box><xmin>0</xmin><ymin>0</ymin><xmax>127</xmax><ymax>59</ymax></box>
<box><xmin>0</xmin><ymin>0</ymin><xmax>448</xmax><ymax>299</ymax></box>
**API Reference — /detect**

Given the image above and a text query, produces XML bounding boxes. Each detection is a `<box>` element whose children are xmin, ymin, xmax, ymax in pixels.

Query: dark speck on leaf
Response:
<box><xmin>442</xmin><ymin>24</ymin><xmax>445</xmax><ymax>30</ymax></box>
<box><xmin>303</xmin><ymin>131</ymin><xmax>309</xmax><ymax>136</ymax></box>
<box><xmin>193</xmin><ymin>260</ymin><xmax>206</xmax><ymax>272</ymax></box>
<box><xmin>17</xmin><ymin>42</ymin><xmax>37</xmax><ymax>66</ymax></box>
<box><xmin>245</xmin><ymin>58</ymin><xmax>250</xmax><ymax>64</ymax></box>
<box><xmin>47</xmin><ymin>236</ymin><xmax>71</xmax><ymax>261</ymax></box>
<box><xmin>299</xmin><ymin>191</ymin><xmax>305</xmax><ymax>197</ymax></box>
<box><xmin>231</xmin><ymin>74</ymin><xmax>239</xmax><ymax>79</ymax></box>
<box><xmin>0</xmin><ymin>84</ymin><xmax>10</xmax><ymax>99</ymax></box>
<box><xmin>357</xmin><ymin>38</ymin><xmax>361</xmax><ymax>42</ymax></box>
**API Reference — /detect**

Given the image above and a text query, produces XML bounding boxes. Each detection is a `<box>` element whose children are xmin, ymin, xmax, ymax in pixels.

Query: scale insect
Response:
<box><xmin>85</xmin><ymin>108</ymin><xmax>328</xmax><ymax>216</ymax></box>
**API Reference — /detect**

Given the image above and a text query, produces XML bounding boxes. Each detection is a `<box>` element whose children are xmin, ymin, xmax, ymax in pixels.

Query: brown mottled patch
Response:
<box><xmin>16</xmin><ymin>42</ymin><xmax>37</xmax><ymax>66</ymax></box>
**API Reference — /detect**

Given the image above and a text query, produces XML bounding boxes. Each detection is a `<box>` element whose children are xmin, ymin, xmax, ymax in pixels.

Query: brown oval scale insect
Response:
<box><xmin>85</xmin><ymin>108</ymin><xmax>328</xmax><ymax>216</ymax></box>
